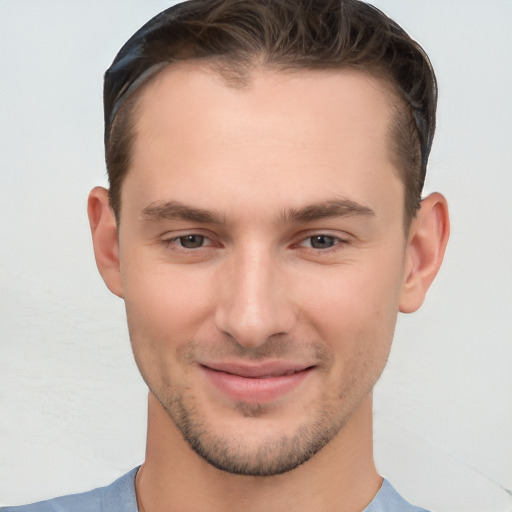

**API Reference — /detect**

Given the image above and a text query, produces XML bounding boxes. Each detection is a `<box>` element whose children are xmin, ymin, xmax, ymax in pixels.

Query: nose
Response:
<box><xmin>214</xmin><ymin>243</ymin><xmax>296</xmax><ymax>349</ymax></box>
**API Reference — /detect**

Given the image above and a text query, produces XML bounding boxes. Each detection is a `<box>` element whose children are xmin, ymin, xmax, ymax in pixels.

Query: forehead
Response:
<box><xmin>123</xmin><ymin>63</ymin><xmax>403</xmax><ymax>224</ymax></box>
<box><xmin>133</xmin><ymin>62</ymin><xmax>397</xmax><ymax>147</ymax></box>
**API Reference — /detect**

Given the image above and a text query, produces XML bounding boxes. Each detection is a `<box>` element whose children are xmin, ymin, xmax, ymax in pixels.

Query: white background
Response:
<box><xmin>1</xmin><ymin>1</ymin><xmax>511</xmax><ymax>510</ymax></box>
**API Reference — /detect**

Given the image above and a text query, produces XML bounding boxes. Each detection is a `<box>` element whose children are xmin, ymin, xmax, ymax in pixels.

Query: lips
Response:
<box><xmin>200</xmin><ymin>361</ymin><xmax>314</xmax><ymax>403</ymax></box>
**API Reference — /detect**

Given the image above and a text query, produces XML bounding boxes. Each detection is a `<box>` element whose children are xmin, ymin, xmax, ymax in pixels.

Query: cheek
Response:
<box><xmin>297</xmin><ymin>255</ymin><xmax>404</xmax><ymax>352</ymax></box>
<box><xmin>120</xmin><ymin>254</ymin><xmax>216</xmax><ymax>372</ymax></box>
<box><xmin>123</xmin><ymin>252</ymin><xmax>211</xmax><ymax>321</ymax></box>
<box><xmin>298</xmin><ymin>263</ymin><xmax>402</xmax><ymax>401</ymax></box>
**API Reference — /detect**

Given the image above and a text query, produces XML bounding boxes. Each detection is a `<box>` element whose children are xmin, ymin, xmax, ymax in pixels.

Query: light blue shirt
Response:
<box><xmin>1</xmin><ymin>468</ymin><xmax>430</xmax><ymax>512</ymax></box>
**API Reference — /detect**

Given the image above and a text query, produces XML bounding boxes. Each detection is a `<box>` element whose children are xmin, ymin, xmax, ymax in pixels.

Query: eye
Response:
<box><xmin>307</xmin><ymin>235</ymin><xmax>338</xmax><ymax>249</ymax></box>
<box><xmin>177</xmin><ymin>235</ymin><xmax>206</xmax><ymax>249</ymax></box>
<box><xmin>159</xmin><ymin>231</ymin><xmax>221</xmax><ymax>261</ymax></box>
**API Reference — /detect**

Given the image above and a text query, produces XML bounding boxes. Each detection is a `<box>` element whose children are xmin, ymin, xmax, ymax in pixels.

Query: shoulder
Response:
<box><xmin>0</xmin><ymin>467</ymin><xmax>139</xmax><ymax>512</ymax></box>
<box><xmin>364</xmin><ymin>479</ymin><xmax>430</xmax><ymax>512</ymax></box>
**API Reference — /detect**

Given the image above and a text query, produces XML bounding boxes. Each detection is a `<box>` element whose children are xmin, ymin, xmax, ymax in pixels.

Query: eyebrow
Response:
<box><xmin>281</xmin><ymin>198</ymin><xmax>375</xmax><ymax>223</ymax></box>
<box><xmin>140</xmin><ymin>198</ymin><xmax>375</xmax><ymax>225</ymax></box>
<box><xmin>141</xmin><ymin>201</ymin><xmax>226</xmax><ymax>224</ymax></box>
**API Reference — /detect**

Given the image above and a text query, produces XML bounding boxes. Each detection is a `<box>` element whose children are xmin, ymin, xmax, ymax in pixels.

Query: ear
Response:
<box><xmin>399</xmin><ymin>192</ymin><xmax>450</xmax><ymax>313</ymax></box>
<box><xmin>87</xmin><ymin>186</ymin><xmax>123</xmax><ymax>298</ymax></box>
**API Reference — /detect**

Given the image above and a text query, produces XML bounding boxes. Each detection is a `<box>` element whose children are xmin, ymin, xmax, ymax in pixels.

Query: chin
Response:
<box><xmin>155</xmin><ymin>387</ymin><xmax>351</xmax><ymax>477</ymax></box>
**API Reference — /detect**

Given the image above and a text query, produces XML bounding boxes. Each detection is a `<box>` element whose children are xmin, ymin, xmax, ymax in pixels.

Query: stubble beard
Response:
<box><xmin>135</xmin><ymin>336</ymin><xmax>386</xmax><ymax>477</ymax></box>
<box><xmin>153</xmin><ymin>385</ymin><xmax>351</xmax><ymax>477</ymax></box>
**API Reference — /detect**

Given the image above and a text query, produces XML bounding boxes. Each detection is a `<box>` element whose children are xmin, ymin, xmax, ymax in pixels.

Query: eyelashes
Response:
<box><xmin>173</xmin><ymin>234</ymin><xmax>207</xmax><ymax>249</ymax></box>
<box><xmin>160</xmin><ymin>232</ymin><xmax>350</xmax><ymax>255</ymax></box>
<box><xmin>297</xmin><ymin>234</ymin><xmax>349</xmax><ymax>250</ymax></box>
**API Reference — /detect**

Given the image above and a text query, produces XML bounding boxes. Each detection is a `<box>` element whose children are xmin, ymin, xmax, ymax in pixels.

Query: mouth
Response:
<box><xmin>200</xmin><ymin>362</ymin><xmax>315</xmax><ymax>403</ymax></box>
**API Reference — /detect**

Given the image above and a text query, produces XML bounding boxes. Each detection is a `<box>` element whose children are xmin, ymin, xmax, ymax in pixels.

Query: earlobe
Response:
<box><xmin>399</xmin><ymin>192</ymin><xmax>450</xmax><ymax>313</ymax></box>
<box><xmin>88</xmin><ymin>186</ymin><xmax>124</xmax><ymax>298</ymax></box>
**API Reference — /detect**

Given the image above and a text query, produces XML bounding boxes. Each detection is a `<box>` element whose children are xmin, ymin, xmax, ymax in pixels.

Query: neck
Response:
<box><xmin>136</xmin><ymin>393</ymin><xmax>381</xmax><ymax>512</ymax></box>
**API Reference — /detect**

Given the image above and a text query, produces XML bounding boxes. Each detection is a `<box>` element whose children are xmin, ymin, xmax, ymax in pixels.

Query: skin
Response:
<box><xmin>89</xmin><ymin>64</ymin><xmax>449</xmax><ymax>512</ymax></box>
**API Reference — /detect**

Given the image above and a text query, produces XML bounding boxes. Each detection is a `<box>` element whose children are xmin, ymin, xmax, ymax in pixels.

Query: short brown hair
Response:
<box><xmin>104</xmin><ymin>0</ymin><xmax>437</xmax><ymax>226</ymax></box>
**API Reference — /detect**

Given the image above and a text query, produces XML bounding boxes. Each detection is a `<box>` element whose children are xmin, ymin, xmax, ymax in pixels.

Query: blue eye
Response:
<box><xmin>309</xmin><ymin>235</ymin><xmax>337</xmax><ymax>249</ymax></box>
<box><xmin>178</xmin><ymin>235</ymin><xmax>205</xmax><ymax>248</ymax></box>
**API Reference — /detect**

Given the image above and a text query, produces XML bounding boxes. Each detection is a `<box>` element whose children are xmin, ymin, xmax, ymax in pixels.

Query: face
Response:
<box><xmin>116</xmin><ymin>65</ymin><xmax>409</xmax><ymax>476</ymax></box>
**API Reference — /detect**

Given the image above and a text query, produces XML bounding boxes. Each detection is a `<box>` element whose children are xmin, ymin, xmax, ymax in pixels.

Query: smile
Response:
<box><xmin>200</xmin><ymin>362</ymin><xmax>314</xmax><ymax>403</ymax></box>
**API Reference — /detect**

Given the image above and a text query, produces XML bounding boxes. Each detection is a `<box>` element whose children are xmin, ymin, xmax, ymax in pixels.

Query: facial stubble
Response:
<box><xmin>150</xmin><ymin>354</ymin><xmax>382</xmax><ymax>477</ymax></box>
<box><xmin>153</xmin><ymin>382</ymin><xmax>349</xmax><ymax>477</ymax></box>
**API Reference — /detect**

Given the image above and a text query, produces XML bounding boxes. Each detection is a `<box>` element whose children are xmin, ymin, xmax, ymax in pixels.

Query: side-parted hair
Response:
<box><xmin>104</xmin><ymin>0</ymin><xmax>437</xmax><ymax>226</ymax></box>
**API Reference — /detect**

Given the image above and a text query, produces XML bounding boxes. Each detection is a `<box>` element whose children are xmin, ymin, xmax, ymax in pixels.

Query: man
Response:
<box><xmin>2</xmin><ymin>0</ymin><xmax>449</xmax><ymax>510</ymax></box>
